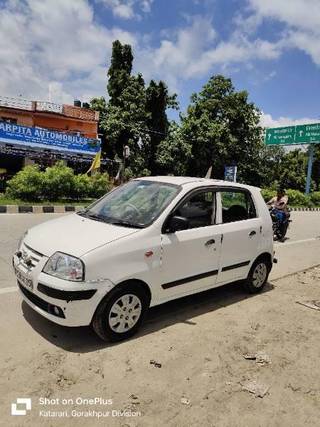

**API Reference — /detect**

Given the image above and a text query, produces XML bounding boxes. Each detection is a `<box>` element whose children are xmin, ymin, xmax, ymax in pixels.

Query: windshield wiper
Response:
<box><xmin>78</xmin><ymin>210</ymin><xmax>108</xmax><ymax>223</ymax></box>
<box><xmin>109</xmin><ymin>219</ymin><xmax>144</xmax><ymax>229</ymax></box>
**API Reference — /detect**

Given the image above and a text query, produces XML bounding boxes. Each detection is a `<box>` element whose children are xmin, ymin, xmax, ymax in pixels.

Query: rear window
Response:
<box><xmin>220</xmin><ymin>190</ymin><xmax>256</xmax><ymax>223</ymax></box>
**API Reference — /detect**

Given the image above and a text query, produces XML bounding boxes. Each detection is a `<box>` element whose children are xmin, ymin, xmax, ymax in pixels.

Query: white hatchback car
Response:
<box><xmin>13</xmin><ymin>177</ymin><xmax>274</xmax><ymax>341</ymax></box>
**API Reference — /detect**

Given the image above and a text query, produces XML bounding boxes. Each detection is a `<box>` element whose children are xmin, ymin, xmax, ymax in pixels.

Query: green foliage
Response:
<box><xmin>73</xmin><ymin>174</ymin><xmax>92</xmax><ymax>199</ymax></box>
<box><xmin>89</xmin><ymin>173</ymin><xmax>112</xmax><ymax>198</ymax></box>
<box><xmin>107</xmin><ymin>40</ymin><xmax>133</xmax><ymax>105</ymax></box>
<box><xmin>260</xmin><ymin>188</ymin><xmax>320</xmax><ymax>207</ymax></box>
<box><xmin>5</xmin><ymin>163</ymin><xmax>112</xmax><ymax>202</ymax></box>
<box><xmin>311</xmin><ymin>146</ymin><xmax>320</xmax><ymax>191</ymax></box>
<box><xmin>180</xmin><ymin>75</ymin><xmax>264</xmax><ymax>184</ymax></box>
<box><xmin>310</xmin><ymin>191</ymin><xmax>320</xmax><ymax>206</ymax></box>
<box><xmin>260</xmin><ymin>188</ymin><xmax>276</xmax><ymax>202</ymax></box>
<box><xmin>88</xmin><ymin>40</ymin><xmax>315</xmax><ymax>192</ymax></box>
<box><xmin>286</xmin><ymin>189</ymin><xmax>309</xmax><ymax>206</ymax></box>
<box><xmin>255</xmin><ymin>145</ymin><xmax>285</xmax><ymax>189</ymax></box>
<box><xmin>145</xmin><ymin>80</ymin><xmax>178</xmax><ymax>174</ymax></box>
<box><xmin>5</xmin><ymin>165</ymin><xmax>44</xmax><ymax>201</ymax></box>
<box><xmin>91</xmin><ymin>40</ymin><xmax>178</xmax><ymax>177</ymax></box>
<box><xmin>156</xmin><ymin>122</ymin><xmax>192</xmax><ymax>176</ymax></box>
<box><xmin>43</xmin><ymin>161</ymin><xmax>75</xmax><ymax>201</ymax></box>
<box><xmin>90</xmin><ymin>97</ymin><xmax>108</xmax><ymax>154</ymax></box>
<box><xmin>278</xmin><ymin>149</ymin><xmax>307</xmax><ymax>192</ymax></box>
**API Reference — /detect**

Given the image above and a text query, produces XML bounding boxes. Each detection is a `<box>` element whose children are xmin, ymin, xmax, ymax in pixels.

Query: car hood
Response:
<box><xmin>24</xmin><ymin>213</ymin><xmax>140</xmax><ymax>258</ymax></box>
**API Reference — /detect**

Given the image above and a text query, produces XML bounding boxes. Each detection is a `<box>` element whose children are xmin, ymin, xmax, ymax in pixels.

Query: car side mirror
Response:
<box><xmin>166</xmin><ymin>215</ymin><xmax>189</xmax><ymax>233</ymax></box>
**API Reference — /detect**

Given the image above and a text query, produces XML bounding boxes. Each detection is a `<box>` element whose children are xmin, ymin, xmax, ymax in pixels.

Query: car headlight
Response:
<box><xmin>43</xmin><ymin>252</ymin><xmax>84</xmax><ymax>282</ymax></box>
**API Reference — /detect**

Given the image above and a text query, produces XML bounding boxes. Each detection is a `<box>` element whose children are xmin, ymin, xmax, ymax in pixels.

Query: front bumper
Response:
<box><xmin>13</xmin><ymin>251</ymin><xmax>115</xmax><ymax>327</ymax></box>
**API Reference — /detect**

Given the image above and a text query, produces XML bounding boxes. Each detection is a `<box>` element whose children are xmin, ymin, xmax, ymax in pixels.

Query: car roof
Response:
<box><xmin>135</xmin><ymin>176</ymin><xmax>259</xmax><ymax>190</ymax></box>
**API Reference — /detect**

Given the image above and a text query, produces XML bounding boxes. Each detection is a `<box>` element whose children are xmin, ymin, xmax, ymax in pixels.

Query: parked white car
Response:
<box><xmin>13</xmin><ymin>177</ymin><xmax>274</xmax><ymax>341</ymax></box>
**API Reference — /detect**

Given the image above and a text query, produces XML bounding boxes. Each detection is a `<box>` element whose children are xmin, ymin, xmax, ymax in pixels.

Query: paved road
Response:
<box><xmin>0</xmin><ymin>212</ymin><xmax>319</xmax><ymax>426</ymax></box>
<box><xmin>0</xmin><ymin>212</ymin><xmax>319</xmax><ymax>291</ymax></box>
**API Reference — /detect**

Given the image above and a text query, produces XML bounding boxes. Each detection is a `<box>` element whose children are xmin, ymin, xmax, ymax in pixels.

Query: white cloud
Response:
<box><xmin>0</xmin><ymin>0</ymin><xmax>136</xmax><ymax>103</ymax></box>
<box><xmin>248</xmin><ymin>0</ymin><xmax>320</xmax><ymax>66</ymax></box>
<box><xmin>135</xmin><ymin>15</ymin><xmax>282</xmax><ymax>90</ymax></box>
<box><xmin>249</xmin><ymin>0</ymin><xmax>320</xmax><ymax>34</ymax></box>
<box><xmin>260</xmin><ymin>112</ymin><xmax>316</xmax><ymax>128</ymax></box>
<box><xmin>98</xmin><ymin>0</ymin><xmax>153</xmax><ymax>20</ymax></box>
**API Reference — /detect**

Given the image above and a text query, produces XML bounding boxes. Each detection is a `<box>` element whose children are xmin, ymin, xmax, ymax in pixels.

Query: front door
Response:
<box><xmin>160</xmin><ymin>189</ymin><xmax>222</xmax><ymax>301</ymax></box>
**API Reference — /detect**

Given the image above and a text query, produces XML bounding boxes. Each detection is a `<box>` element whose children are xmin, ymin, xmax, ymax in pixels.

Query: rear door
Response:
<box><xmin>216</xmin><ymin>188</ymin><xmax>262</xmax><ymax>284</ymax></box>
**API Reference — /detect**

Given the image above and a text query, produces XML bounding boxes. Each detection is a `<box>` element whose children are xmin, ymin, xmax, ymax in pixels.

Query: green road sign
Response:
<box><xmin>265</xmin><ymin>122</ymin><xmax>320</xmax><ymax>145</ymax></box>
<box><xmin>265</xmin><ymin>126</ymin><xmax>295</xmax><ymax>145</ymax></box>
<box><xmin>295</xmin><ymin>123</ymin><xmax>320</xmax><ymax>143</ymax></box>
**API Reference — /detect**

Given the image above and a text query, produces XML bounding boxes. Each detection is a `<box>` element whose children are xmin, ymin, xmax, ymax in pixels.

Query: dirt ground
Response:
<box><xmin>1</xmin><ymin>266</ymin><xmax>320</xmax><ymax>427</ymax></box>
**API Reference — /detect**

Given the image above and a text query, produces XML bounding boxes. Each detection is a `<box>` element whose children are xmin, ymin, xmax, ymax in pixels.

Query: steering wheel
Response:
<box><xmin>123</xmin><ymin>203</ymin><xmax>140</xmax><ymax>219</ymax></box>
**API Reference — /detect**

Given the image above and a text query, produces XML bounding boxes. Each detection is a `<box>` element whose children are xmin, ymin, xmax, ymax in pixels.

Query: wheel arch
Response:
<box><xmin>91</xmin><ymin>278</ymin><xmax>152</xmax><ymax>325</ymax></box>
<box><xmin>252</xmin><ymin>252</ymin><xmax>273</xmax><ymax>271</ymax></box>
<box><xmin>113</xmin><ymin>279</ymin><xmax>152</xmax><ymax>305</ymax></box>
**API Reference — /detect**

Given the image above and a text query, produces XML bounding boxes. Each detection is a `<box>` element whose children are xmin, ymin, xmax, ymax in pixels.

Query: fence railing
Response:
<box><xmin>0</xmin><ymin>96</ymin><xmax>98</xmax><ymax>121</ymax></box>
<box><xmin>0</xmin><ymin>95</ymin><xmax>33</xmax><ymax>111</ymax></box>
<box><xmin>36</xmin><ymin>101</ymin><xmax>63</xmax><ymax>114</ymax></box>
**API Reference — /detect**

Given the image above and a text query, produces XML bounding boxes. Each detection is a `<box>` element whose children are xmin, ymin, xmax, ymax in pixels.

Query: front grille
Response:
<box><xmin>18</xmin><ymin>282</ymin><xmax>65</xmax><ymax>318</ymax></box>
<box><xmin>20</xmin><ymin>243</ymin><xmax>44</xmax><ymax>270</ymax></box>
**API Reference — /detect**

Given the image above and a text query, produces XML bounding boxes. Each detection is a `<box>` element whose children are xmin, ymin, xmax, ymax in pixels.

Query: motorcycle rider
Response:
<box><xmin>267</xmin><ymin>188</ymin><xmax>289</xmax><ymax>237</ymax></box>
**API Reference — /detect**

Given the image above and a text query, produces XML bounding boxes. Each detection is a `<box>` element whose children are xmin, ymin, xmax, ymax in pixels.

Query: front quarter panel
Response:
<box><xmin>81</xmin><ymin>227</ymin><xmax>162</xmax><ymax>305</ymax></box>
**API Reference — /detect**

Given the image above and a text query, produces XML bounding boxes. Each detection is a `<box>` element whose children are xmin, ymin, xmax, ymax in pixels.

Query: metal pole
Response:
<box><xmin>305</xmin><ymin>144</ymin><xmax>314</xmax><ymax>195</ymax></box>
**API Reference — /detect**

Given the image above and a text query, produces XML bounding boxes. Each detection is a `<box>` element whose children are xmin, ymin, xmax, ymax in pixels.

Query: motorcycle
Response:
<box><xmin>269</xmin><ymin>207</ymin><xmax>291</xmax><ymax>241</ymax></box>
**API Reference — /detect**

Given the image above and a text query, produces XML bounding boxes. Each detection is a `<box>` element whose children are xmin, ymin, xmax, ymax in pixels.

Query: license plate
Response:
<box><xmin>15</xmin><ymin>266</ymin><xmax>33</xmax><ymax>291</ymax></box>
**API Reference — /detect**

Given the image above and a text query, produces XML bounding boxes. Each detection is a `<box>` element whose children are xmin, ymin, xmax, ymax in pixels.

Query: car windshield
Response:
<box><xmin>79</xmin><ymin>180</ymin><xmax>180</xmax><ymax>228</ymax></box>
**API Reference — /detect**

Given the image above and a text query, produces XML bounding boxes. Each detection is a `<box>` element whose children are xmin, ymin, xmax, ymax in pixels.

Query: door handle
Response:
<box><xmin>249</xmin><ymin>230</ymin><xmax>256</xmax><ymax>237</ymax></box>
<box><xmin>205</xmin><ymin>239</ymin><xmax>215</xmax><ymax>246</ymax></box>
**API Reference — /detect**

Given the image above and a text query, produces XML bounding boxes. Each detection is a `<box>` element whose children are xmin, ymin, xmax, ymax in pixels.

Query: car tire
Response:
<box><xmin>92</xmin><ymin>284</ymin><xmax>149</xmax><ymax>342</ymax></box>
<box><xmin>243</xmin><ymin>258</ymin><xmax>270</xmax><ymax>293</ymax></box>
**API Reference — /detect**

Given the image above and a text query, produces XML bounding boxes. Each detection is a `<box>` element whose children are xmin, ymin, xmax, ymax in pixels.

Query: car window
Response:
<box><xmin>175</xmin><ymin>191</ymin><xmax>216</xmax><ymax>229</ymax></box>
<box><xmin>220</xmin><ymin>190</ymin><xmax>256</xmax><ymax>223</ymax></box>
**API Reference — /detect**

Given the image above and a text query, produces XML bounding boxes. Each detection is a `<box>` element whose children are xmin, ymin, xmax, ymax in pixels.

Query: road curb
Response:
<box><xmin>289</xmin><ymin>207</ymin><xmax>320</xmax><ymax>211</ymax></box>
<box><xmin>0</xmin><ymin>205</ymin><xmax>84</xmax><ymax>213</ymax></box>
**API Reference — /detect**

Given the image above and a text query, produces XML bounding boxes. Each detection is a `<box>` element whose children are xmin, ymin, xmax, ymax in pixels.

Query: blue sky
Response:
<box><xmin>0</xmin><ymin>0</ymin><xmax>320</xmax><ymax>127</ymax></box>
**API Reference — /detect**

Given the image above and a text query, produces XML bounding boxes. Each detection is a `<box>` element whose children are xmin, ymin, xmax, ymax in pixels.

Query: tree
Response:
<box><xmin>90</xmin><ymin>40</ymin><xmax>178</xmax><ymax>178</ymax></box>
<box><xmin>145</xmin><ymin>80</ymin><xmax>178</xmax><ymax>175</ymax></box>
<box><xmin>312</xmin><ymin>145</ymin><xmax>320</xmax><ymax>191</ymax></box>
<box><xmin>278</xmin><ymin>149</ymin><xmax>308</xmax><ymax>192</ymax></box>
<box><xmin>181</xmin><ymin>75</ymin><xmax>264</xmax><ymax>184</ymax></box>
<box><xmin>107</xmin><ymin>40</ymin><xmax>133</xmax><ymax>106</ymax></box>
<box><xmin>94</xmin><ymin>41</ymin><xmax>148</xmax><ymax>172</ymax></box>
<box><xmin>105</xmin><ymin>73</ymin><xmax>148</xmax><ymax>175</ymax></box>
<box><xmin>251</xmin><ymin>145</ymin><xmax>285</xmax><ymax>189</ymax></box>
<box><xmin>90</xmin><ymin>97</ymin><xmax>108</xmax><ymax>155</ymax></box>
<box><xmin>156</xmin><ymin>122</ymin><xmax>192</xmax><ymax>176</ymax></box>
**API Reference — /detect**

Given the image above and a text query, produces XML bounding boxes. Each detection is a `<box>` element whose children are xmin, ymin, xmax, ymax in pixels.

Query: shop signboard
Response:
<box><xmin>0</xmin><ymin>121</ymin><xmax>100</xmax><ymax>155</ymax></box>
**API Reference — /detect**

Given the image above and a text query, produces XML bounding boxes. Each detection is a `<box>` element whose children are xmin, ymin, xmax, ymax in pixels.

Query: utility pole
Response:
<box><xmin>122</xmin><ymin>145</ymin><xmax>130</xmax><ymax>183</ymax></box>
<box><xmin>305</xmin><ymin>144</ymin><xmax>314</xmax><ymax>195</ymax></box>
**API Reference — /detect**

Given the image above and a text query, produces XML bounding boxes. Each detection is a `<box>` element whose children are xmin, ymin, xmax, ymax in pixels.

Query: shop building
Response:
<box><xmin>0</xmin><ymin>95</ymin><xmax>101</xmax><ymax>188</ymax></box>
